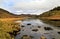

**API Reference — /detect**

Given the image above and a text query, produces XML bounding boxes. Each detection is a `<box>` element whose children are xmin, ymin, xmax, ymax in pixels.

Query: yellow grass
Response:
<box><xmin>0</xmin><ymin>18</ymin><xmax>25</xmax><ymax>22</ymax></box>
<box><xmin>0</xmin><ymin>17</ymin><xmax>24</xmax><ymax>39</ymax></box>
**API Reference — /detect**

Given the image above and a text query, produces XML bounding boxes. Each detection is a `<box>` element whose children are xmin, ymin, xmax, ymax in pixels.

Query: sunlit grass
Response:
<box><xmin>0</xmin><ymin>19</ymin><xmax>21</xmax><ymax>39</ymax></box>
<box><xmin>0</xmin><ymin>18</ymin><xmax>25</xmax><ymax>21</ymax></box>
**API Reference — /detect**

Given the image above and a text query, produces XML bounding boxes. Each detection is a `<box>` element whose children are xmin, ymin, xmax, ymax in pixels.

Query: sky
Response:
<box><xmin>0</xmin><ymin>0</ymin><xmax>60</xmax><ymax>15</ymax></box>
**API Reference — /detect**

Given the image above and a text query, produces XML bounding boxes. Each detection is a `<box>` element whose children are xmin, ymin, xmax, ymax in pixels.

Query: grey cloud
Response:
<box><xmin>13</xmin><ymin>0</ymin><xmax>60</xmax><ymax>10</ymax></box>
<box><xmin>0</xmin><ymin>0</ymin><xmax>60</xmax><ymax>15</ymax></box>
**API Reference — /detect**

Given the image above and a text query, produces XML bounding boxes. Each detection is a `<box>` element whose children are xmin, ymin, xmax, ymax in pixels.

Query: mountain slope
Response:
<box><xmin>39</xmin><ymin>6</ymin><xmax>60</xmax><ymax>17</ymax></box>
<box><xmin>0</xmin><ymin>8</ymin><xmax>18</xmax><ymax>18</ymax></box>
<box><xmin>39</xmin><ymin>6</ymin><xmax>60</xmax><ymax>26</ymax></box>
<box><xmin>0</xmin><ymin>8</ymin><xmax>38</xmax><ymax>18</ymax></box>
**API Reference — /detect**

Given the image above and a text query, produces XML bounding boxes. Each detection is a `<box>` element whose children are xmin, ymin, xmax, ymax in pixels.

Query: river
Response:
<box><xmin>15</xmin><ymin>19</ymin><xmax>60</xmax><ymax>39</ymax></box>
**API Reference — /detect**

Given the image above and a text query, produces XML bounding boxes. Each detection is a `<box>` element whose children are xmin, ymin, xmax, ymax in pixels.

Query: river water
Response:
<box><xmin>15</xmin><ymin>19</ymin><xmax>60</xmax><ymax>39</ymax></box>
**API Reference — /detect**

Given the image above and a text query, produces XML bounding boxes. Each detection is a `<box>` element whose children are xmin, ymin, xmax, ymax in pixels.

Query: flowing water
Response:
<box><xmin>15</xmin><ymin>19</ymin><xmax>60</xmax><ymax>39</ymax></box>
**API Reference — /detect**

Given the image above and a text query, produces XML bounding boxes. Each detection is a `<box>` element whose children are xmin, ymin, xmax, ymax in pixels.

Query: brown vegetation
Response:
<box><xmin>0</xmin><ymin>21</ymin><xmax>21</xmax><ymax>39</ymax></box>
<box><xmin>0</xmin><ymin>8</ymin><xmax>22</xmax><ymax>39</ymax></box>
<box><xmin>39</xmin><ymin>6</ymin><xmax>60</xmax><ymax>26</ymax></box>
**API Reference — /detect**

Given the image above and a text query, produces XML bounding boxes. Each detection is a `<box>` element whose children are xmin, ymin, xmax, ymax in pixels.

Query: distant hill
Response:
<box><xmin>39</xmin><ymin>6</ymin><xmax>60</xmax><ymax>17</ymax></box>
<box><xmin>39</xmin><ymin>6</ymin><xmax>60</xmax><ymax>26</ymax></box>
<box><xmin>0</xmin><ymin>8</ymin><xmax>19</xmax><ymax>18</ymax></box>
<box><xmin>0</xmin><ymin>8</ymin><xmax>38</xmax><ymax>18</ymax></box>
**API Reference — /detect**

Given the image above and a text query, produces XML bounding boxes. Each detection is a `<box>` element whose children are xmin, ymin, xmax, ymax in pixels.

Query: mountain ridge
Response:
<box><xmin>39</xmin><ymin>6</ymin><xmax>60</xmax><ymax>17</ymax></box>
<box><xmin>0</xmin><ymin>8</ymin><xmax>38</xmax><ymax>18</ymax></box>
<box><xmin>0</xmin><ymin>8</ymin><xmax>18</xmax><ymax>18</ymax></box>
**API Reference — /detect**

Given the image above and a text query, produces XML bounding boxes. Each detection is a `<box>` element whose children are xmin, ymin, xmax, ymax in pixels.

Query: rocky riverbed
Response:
<box><xmin>15</xmin><ymin>19</ymin><xmax>60</xmax><ymax>39</ymax></box>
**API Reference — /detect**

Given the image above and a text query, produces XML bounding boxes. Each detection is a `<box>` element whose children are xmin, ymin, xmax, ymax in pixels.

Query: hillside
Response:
<box><xmin>0</xmin><ymin>8</ymin><xmax>19</xmax><ymax>18</ymax></box>
<box><xmin>39</xmin><ymin>6</ymin><xmax>60</xmax><ymax>26</ymax></box>
<box><xmin>0</xmin><ymin>8</ymin><xmax>39</xmax><ymax>39</ymax></box>
<box><xmin>0</xmin><ymin>8</ymin><xmax>38</xmax><ymax>18</ymax></box>
<box><xmin>39</xmin><ymin>6</ymin><xmax>60</xmax><ymax>17</ymax></box>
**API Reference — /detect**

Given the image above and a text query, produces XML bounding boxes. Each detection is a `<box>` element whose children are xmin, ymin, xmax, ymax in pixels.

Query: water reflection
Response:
<box><xmin>15</xmin><ymin>19</ymin><xmax>60</xmax><ymax>39</ymax></box>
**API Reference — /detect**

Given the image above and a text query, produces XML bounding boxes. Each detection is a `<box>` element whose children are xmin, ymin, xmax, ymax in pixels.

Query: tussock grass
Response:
<box><xmin>0</xmin><ymin>20</ymin><xmax>21</xmax><ymax>39</ymax></box>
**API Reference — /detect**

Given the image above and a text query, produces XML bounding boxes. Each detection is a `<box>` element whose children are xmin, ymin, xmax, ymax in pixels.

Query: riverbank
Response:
<box><xmin>15</xmin><ymin>19</ymin><xmax>60</xmax><ymax>39</ymax></box>
<box><xmin>0</xmin><ymin>18</ymin><xmax>23</xmax><ymax>39</ymax></box>
<box><xmin>0</xmin><ymin>18</ymin><xmax>26</xmax><ymax>22</ymax></box>
<box><xmin>40</xmin><ymin>18</ymin><xmax>60</xmax><ymax>27</ymax></box>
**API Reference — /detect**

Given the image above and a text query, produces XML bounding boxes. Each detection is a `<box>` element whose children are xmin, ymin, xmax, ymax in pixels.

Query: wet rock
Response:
<box><xmin>21</xmin><ymin>35</ymin><xmax>32</xmax><ymax>39</ymax></box>
<box><xmin>27</xmin><ymin>23</ymin><xmax>31</xmax><ymax>25</ymax></box>
<box><xmin>52</xmin><ymin>38</ymin><xmax>55</xmax><ymax>39</ymax></box>
<box><xmin>57</xmin><ymin>26</ymin><xmax>60</xmax><ymax>27</ymax></box>
<box><xmin>21</xmin><ymin>25</ymin><xmax>25</xmax><ymax>27</ymax></box>
<box><xmin>40</xmin><ymin>35</ymin><xmax>47</xmax><ymax>39</ymax></box>
<box><xmin>44</xmin><ymin>27</ymin><xmax>53</xmax><ymax>31</ymax></box>
<box><xmin>30</xmin><ymin>36</ymin><xmax>34</xmax><ymax>38</ymax></box>
<box><xmin>32</xmin><ymin>29</ymin><xmax>38</xmax><ymax>32</ymax></box>
<box><xmin>44</xmin><ymin>33</ymin><xmax>49</xmax><ymax>34</ymax></box>
<box><xmin>38</xmin><ymin>26</ymin><xmax>41</xmax><ymax>28</ymax></box>
<box><xmin>57</xmin><ymin>32</ymin><xmax>60</xmax><ymax>34</ymax></box>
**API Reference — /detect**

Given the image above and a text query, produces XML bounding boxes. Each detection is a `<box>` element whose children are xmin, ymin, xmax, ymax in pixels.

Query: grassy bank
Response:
<box><xmin>0</xmin><ymin>18</ymin><xmax>26</xmax><ymax>21</ymax></box>
<box><xmin>40</xmin><ymin>18</ymin><xmax>60</xmax><ymax>27</ymax></box>
<box><xmin>0</xmin><ymin>18</ymin><xmax>21</xmax><ymax>39</ymax></box>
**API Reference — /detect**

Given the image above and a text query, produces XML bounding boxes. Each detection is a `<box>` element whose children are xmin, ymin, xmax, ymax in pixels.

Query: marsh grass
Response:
<box><xmin>0</xmin><ymin>21</ymin><xmax>20</xmax><ymax>39</ymax></box>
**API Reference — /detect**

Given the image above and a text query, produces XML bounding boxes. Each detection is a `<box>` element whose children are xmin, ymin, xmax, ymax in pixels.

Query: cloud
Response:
<box><xmin>13</xmin><ymin>0</ymin><xmax>60</xmax><ymax>10</ymax></box>
<box><xmin>0</xmin><ymin>0</ymin><xmax>60</xmax><ymax>15</ymax></box>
